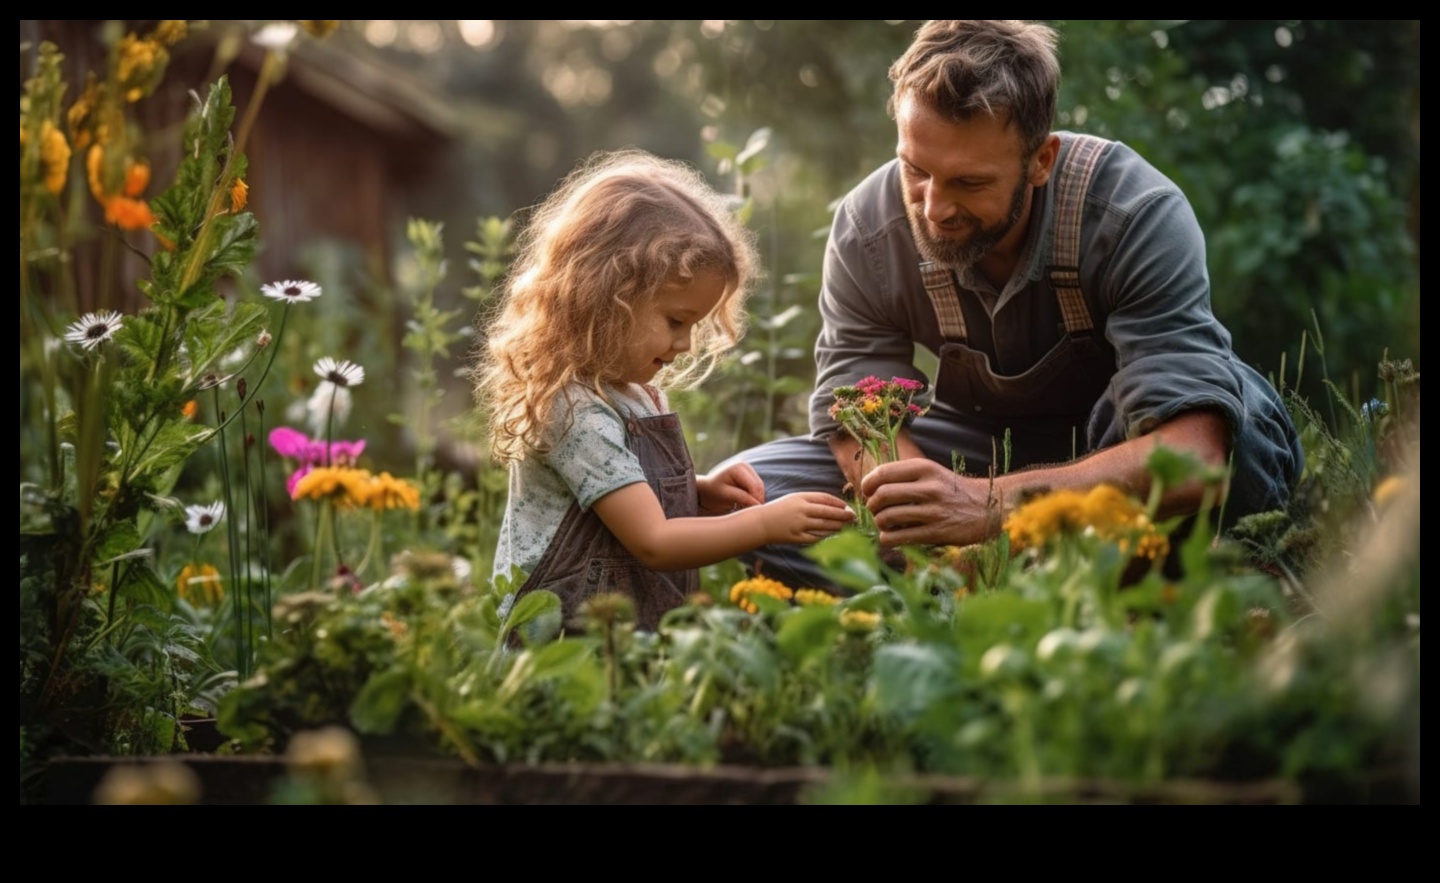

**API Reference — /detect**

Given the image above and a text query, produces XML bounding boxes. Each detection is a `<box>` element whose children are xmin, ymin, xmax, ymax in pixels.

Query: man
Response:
<box><xmin>721</xmin><ymin>20</ymin><xmax>1303</xmax><ymax>587</ymax></box>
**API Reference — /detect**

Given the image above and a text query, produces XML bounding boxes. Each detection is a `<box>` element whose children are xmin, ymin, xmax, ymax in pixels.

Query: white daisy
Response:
<box><xmin>260</xmin><ymin>279</ymin><xmax>322</xmax><ymax>304</ymax></box>
<box><xmin>63</xmin><ymin>310</ymin><xmax>124</xmax><ymax>351</ymax></box>
<box><xmin>252</xmin><ymin>22</ymin><xmax>299</xmax><ymax>51</ymax></box>
<box><xmin>184</xmin><ymin>501</ymin><xmax>226</xmax><ymax>535</ymax></box>
<box><xmin>313</xmin><ymin>357</ymin><xmax>365</xmax><ymax>388</ymax></box>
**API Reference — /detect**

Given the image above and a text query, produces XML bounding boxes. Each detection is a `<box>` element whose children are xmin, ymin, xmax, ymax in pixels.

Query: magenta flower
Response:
<box><xmin>268</xmin><ymin>427</ymin><xmax>367</xmax><ymax>495</ymax></box>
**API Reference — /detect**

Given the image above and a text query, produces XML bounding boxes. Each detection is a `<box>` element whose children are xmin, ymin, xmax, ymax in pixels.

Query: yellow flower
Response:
<box><xmin>230</xmin><ymin>177</ymin><xmax>249</xmax><ymax>212</ymax></box>
<box><xmin>115</xmin><ymin>33</ymin><xmax>168</xmax><ymax>102</ymax></box>
<box><xmin>1373</xmin><ymin>474</ymin><xmax>1405</xmax><ymax>508</ymax></box>
<box><xmin>177</xmin><ymin>563</ymin><xmax>224</xmax><ymax>605</ymax></box>
<box><xmin>292</xmin><ymin>466</ymin><xmax>374</xmax><ymax>507</ymax></box>
<box><xmin>301</xmin><ymin>20</ymin><xmax>341</xmax><ymax>39</ymax></box>
<box><xmin>65</xmin><ymin>76</ymin><xmax>102</xmax><ymax>151</ymax></box>
<box><xmin>361</xmin><ymin>472</ymin><xmax>421</xmax><ymax>511</ymax></box>
<box><xmin>286</xmin><ymin>726</ymin><xmax>364</xmax><ymax>781</ymax></box>
<box><xmin>93</xmin><ymin>760</ymin><xmax>200</xmax><ymax>805</ymax></box>
<box><xmin>1003</xmin><ymin>484</ymin><xmax>1168</xmax><ymax>559</ymax></box>
<box><xmin>153</xmin><ymin>20</ymin><xmax>189</xmax><ymax>47</ymax></box>
<box><xmin>728</xmin><ymin>575</ymin><xmax>794</xmax><ymax>614</ymax></box>
<box><xmin>794</xmin><ymin>588</ymin><xmax>839</xmax><ymax>607</ymax></box>
<box><xmin>839</xmin><ymin>609</ymin><xmax>880</xmax><ymax>633</ymax></box>
<box><xmin>380</xmin><ymin>611</ymin><xmax>409</xmax><ymax>640</ymax></box>
<box><xmin>39</xmin><ymin>121</ymin><xmax>71</xmax><ymax>195</ymax></box>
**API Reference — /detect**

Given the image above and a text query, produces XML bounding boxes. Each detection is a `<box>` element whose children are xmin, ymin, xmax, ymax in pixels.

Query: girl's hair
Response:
<box><xmin>476</xmin><ymin>149</ymin><xmax>759</xmax><ymax>463</ymax></box>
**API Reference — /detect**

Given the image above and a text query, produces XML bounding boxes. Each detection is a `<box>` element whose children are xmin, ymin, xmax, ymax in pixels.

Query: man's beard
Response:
<box><xmin>906</xmin><ymin>174</ymin><xmax>1029</xmax><ymax>272</ymax></box>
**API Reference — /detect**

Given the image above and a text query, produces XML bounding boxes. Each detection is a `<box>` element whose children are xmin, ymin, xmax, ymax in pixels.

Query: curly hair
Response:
<box><xmin>888</xmin><ymin>20</ymin><xmax>1060</xmax><ymax>156</ymax></box>
<box><xmin>475</xmin><ymin>150</ymin><xmax>759</xmax><ymax>463</ymax></box>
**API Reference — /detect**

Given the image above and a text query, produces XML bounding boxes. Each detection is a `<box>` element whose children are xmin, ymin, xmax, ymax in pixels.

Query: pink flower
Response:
<box><xmin>268</xmin><ymin>427</ymin><xmax>367</xmax><ymax>495</ymax></box>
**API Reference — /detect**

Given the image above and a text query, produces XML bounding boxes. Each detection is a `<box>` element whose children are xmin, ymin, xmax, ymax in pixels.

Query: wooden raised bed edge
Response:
<box><xmin>40</xmin><ymin>755</ymin><xmax>1415</xmax><ymax>805</ymax></box>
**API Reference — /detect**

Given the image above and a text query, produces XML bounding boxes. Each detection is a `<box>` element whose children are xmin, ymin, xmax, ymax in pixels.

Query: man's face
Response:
<box><xmin>895</xmin><ymin>93</ymin><xmax>1036</xmax><ymax>272</ymax></box>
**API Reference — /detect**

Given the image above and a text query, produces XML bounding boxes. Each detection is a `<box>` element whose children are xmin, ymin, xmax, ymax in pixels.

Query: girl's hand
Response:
<box><xmin>760</xmin><ymin>492</ymin><xmax>855</xmax><ymax>544</ymax></box>
<box><xmin>697</xmin><ymin>462</ymin><xmax>766</xmax><ymax>515</ymax></box>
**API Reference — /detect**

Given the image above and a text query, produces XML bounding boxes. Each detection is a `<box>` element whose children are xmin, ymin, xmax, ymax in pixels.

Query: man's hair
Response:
<box><xmin>888</xmin><ymin>20</ymin><xmax>1059</xmax><ymax>156</ymax></box>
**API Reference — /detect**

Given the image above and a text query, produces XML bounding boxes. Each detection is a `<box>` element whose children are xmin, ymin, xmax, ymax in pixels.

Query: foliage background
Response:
<box><xmin>18</xmin><ymin>20</ymin><xmax>1420</xmax><ymax>802</ymax></box>
<box><xmin>333</xmin><ymin>19</ymin><xmax>1421</xmax><ymax>467</ymax></box>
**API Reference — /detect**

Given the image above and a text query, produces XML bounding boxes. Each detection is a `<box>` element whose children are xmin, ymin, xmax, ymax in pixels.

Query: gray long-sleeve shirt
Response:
<box><xmin>809</xmin><ymin>133</ymin><xmax>1302</xmax><ymax>519</ymax></box>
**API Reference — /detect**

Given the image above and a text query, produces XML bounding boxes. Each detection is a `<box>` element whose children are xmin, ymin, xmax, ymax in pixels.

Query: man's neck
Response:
<box><xmin>975</xmin><ymin>187</ymin><xmax>1037</xmax><ymax>290</ymax></box>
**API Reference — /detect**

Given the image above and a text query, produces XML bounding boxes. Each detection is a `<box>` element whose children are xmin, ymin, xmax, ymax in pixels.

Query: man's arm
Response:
<box><xmin>860</xmin><ymin>409</ymin><xmax>1230</xmax><ymax>548</ymax></box>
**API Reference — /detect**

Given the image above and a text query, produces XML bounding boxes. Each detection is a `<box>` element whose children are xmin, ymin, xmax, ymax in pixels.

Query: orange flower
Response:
<box><xmin>230</xmin><ymin>177</ymin><xmax>248</xmax><ymax>212</ymax></box>
<box><xmin>123</xmin><ymin>160</ymin><xmax>150</xmax><ymax>197</ymax></box>
<box><xmin>86</xmin><ymin>144</ymin><xmax>155</xmax><ymax>230</ymax></box>
<box><xmin>103</xmin><ymin>196</ymin><xmax>156</xmax><ymax>231</ymax></box>
<box><xmin>182</xmin><ymin>400</ymin><xmax>199</xmax><ymax>420</ymax></box>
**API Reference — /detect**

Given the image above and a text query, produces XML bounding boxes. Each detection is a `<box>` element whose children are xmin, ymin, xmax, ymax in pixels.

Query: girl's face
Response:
<box><xmin>617</xmin><ymin>269</ymin><xmax>727</xmax><ymax>386</ymax></box>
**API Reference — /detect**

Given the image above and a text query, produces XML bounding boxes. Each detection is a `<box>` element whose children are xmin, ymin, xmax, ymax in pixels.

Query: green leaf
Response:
<box><xmin>350</xmin><ymin>667</ymin><xmax>412</xmax><ymax>734</ymax></box>
<box><xmin>872</xmin><ymin>643</ymin><xmax>960</xmax><ymax>720</ymax></box>
<box><xmin>706</xmin><ymin>141</ymin><xmax>740</xmax><ymax>162</ymax></box>
<box><xmin>183</xmin><ymin>300</ymin><xmax>267</xmax><ymax>383</ymax></box>
<box><xmin>1146</xmin><ymin>444</ymin><xmax>1206</xmax><ymax>489</ymax></box>
<box><xmin>804</xmin><ymin>529</ymin><xmax>886</xmax><ymax>593</ymax></box>
<box><xmin>501</xmin><ymin>589</ymin><xmax>561</xmax><ymax>635</ymax></box>
<box><xmin>775</xmin><ymin>605</ymin><xmax>840</xmax><ymax>663</ymax></box>
<box><xmin>93</xmin><ymin>520</ymin><xmax>142</xmax><ymax>564</ymax></box>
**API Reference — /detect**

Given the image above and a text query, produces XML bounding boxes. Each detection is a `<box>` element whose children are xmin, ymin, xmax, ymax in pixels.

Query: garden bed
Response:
<box><xmin>44</xmin><ymin>755</ymin><xmax>1415</xmax><ymax>805</ymax></box>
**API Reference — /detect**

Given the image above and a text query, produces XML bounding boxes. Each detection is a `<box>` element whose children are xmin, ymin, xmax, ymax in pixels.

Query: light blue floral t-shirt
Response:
<box><xmin>491</xmin><ymin>383</ymin><xmax>668</xmax><ymax>585</ymax></box>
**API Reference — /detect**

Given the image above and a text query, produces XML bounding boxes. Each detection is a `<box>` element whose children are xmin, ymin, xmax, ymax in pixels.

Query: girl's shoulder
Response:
<box><xmin>562</xmin><ymin>382</ymin><xmax>669</xmax><ymax>419</ymax></box>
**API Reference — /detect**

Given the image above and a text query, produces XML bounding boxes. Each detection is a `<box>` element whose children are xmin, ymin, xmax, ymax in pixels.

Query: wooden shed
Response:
<box><xmin>21</xmin><ymin>20</ymin><xmax>459</xmax><ymax>314</ymax></box>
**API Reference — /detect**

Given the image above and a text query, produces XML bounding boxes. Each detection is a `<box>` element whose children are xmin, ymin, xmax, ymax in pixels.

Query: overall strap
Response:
<box><xmin>920</xmin><ymin>259</ymin><xmax>968</xmax><ymax>342</ymax></box>
<box><xmin>1048</xmin><ymin>133</ymin><xmax>1112</xmax><ymax>335</ymax></box>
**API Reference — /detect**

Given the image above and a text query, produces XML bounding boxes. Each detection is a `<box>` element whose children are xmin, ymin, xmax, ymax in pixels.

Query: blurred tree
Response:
<box><xmin>343</xmin><ymin>21</ymin><xmax>1419</xmax><ymax>427</ymax></box>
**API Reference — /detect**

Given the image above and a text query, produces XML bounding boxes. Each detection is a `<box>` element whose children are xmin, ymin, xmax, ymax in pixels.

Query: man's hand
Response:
<box><xmin>858</xmin><ymin>410</ymin><xmax>1232</xmax><ymax>549</ymax></box>
<box><xmin>860</xmin><ymin>459</ymin><xmax>1002</xmax><ymax>548</ymax></box>
<box><xmin>697</xmin><ymin>462</ymin><xmax>766</xmax><ymax>515</ymax></box>
<box><xmin>828</xmin><ymin>429</ymin><xmax>927</xmax><ymax>496</ymax></box>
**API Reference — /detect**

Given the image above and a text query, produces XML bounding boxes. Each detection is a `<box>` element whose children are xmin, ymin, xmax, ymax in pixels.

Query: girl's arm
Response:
<box><xmin>592</xmin><ymin>482</ymin><xmax>854</xmax><ymax>571</ymax></box>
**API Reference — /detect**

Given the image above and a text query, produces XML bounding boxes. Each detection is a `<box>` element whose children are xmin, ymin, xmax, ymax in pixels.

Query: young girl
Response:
<box><xmin>476</xmin><ymin>150</ymin><xmax>853</xmax><ymax>631</ymax></box>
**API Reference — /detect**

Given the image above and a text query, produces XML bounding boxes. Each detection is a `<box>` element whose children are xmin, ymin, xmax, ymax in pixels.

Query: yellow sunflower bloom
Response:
<box><xmin>794</xmin><ymin>588</ymin><xmax>839</xmax><ymax>607</ymax></box>
<box><xmin>839</xmin><ymin>609</ymin><xmax>880</xmax><ymax>633</ymax></box>
<box><xmin>1004</xmin><ymin>483</ymin><xmax>1167</xmax><ymax>559</ymax></box>
<box><xmin>362</xmin><ymin>472</ymin><xmax>421</xmax><ymax>511</ymax></box>
<box><xmin>729</xmin><ymin>575</ymin><xmax>795</xmax><ymax>613</ymax></box>
<box><xmin>291</xmin><ymin>466</ymin><xmax>373</xmax><ymax>508</ymax></box>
